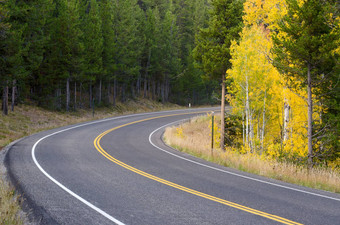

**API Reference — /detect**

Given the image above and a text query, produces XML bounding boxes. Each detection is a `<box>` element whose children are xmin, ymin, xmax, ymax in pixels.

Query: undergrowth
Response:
<box><xmin>0</xmin><ymin>98</ymin><xmax>181</xmax><ymax>224</ymax></box>
<box><xmin>163</xmin><ymin>114</ymin><xmax>340</xmax><ymax>193</ymax></box>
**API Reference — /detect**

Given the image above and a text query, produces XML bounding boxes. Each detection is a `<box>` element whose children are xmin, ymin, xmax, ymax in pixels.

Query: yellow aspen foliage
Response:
<box><xmin>243</xmin><ymin>0</ymin><xmax>287</xmax><ymax>31</ymax></box>
<box><xmin>227</xmin><ymin>0</ymin><xmax>328</xmax><ymax>164</ymax></box>
<box><xmin>227</xmin><ymin>24</ymin><xmax>283</xmax><ymax>154</ymax></box>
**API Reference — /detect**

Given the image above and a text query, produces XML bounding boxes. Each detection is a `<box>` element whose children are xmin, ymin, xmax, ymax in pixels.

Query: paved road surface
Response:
<box><xmin>5</xmin><ymin>108</ymin><xmax>340</xmax><ymax>224</ymax></box>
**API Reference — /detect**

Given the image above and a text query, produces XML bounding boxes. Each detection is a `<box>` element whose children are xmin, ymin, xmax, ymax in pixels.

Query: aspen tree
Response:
<box><xmin>272</xmin><ymin>0</ymin><xmax>339</xmax><ymax>167</ymax></box>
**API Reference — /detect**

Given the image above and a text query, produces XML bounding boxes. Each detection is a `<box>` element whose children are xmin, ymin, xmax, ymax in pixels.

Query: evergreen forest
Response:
<box><xmin>1</xmin><ymin>0</ymin><xmax>217</xmax><ymax>112</ymax></box>
<box><xmin>1</xmin><ymin>0</ymin><xmax>339</xmax><ymax>168</ymax></box>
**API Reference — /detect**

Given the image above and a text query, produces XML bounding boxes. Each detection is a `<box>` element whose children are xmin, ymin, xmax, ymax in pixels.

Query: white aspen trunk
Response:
<box><xmin>257</xmin><ymin>116</ymin><xmax>260</xmax><ymax>140</ymax></box>
<box><xmin>220</xmin><ymin>74</ymin><xmax>225</xmax><ymax>150</ymax></box>
<box><xmin>66</xmin><ymin>77</ymin><xmax>70</xmax><ymax>112</ymax></box>
<box><xmin>245</xmin><ymin>75</ymin><xmax>249</xmax><ymax>149</ymax></box>
<box><xmin>249</xmin><ymin>110</ymin><xmax>254</xmax><ymax>152</ymax></box>
<box><xmin>261</xmin><ymin>90</ymin><xmax>266</xmax><ymax>152</ymax></box>
<box><xmin>283</xmin><ymin>97</ymin><xmax>290</xmax><ymax>141</ymax></box>
<box><xmin>11</xmin><ymin>80</ymin><xmax>16</xmax><ymax>112</ymax></box>
<box><xmin>242</xmin><ymin>110</ymin><xmax>245</xmax><ymax>146</ymax></box>
<box><xmin>307</xmin><ymin>63</ymin><xmax>313</xmax><ymax>168</ymax></box>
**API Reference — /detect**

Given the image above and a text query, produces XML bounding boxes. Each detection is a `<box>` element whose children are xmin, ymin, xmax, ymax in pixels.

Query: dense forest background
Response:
<box><xmin>0</xmin><ymin>0</ymin><xmax>218</xmax><ymax>112</ymax></box>
<box><xmin>1</xmin><ymin>0</ymin><xmax>339</xmax><ymax>168</ymax></box>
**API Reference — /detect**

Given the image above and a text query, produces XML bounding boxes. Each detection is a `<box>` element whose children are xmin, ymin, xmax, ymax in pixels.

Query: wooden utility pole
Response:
<box><xmin>220</xmin><ymin>75</ymin><xmax>225</xmax><ymax>150</ymax></box>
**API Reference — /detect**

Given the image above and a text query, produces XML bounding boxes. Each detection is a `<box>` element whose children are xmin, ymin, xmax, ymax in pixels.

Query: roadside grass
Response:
<box><xmin>163</xmin><ymin>115</ymin><xmax>340</xmax><ymax>194</ymax></box>
<box><xmin>0</xmin><ymin>98</ymin><xmax>182</xmax><ymax>224</ymax></box>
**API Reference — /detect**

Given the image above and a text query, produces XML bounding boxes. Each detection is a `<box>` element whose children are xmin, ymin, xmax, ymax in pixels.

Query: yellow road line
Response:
<box><xmin>93</xmin><ymin>112</ymin><xmax>303</xmax><ymax>225</ymax></box>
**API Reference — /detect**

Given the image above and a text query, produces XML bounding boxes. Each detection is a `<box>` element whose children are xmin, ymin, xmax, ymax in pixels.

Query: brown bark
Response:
<box><xmin>89</xmin><ymin>82</ymin><xmax>93</xmax><ymax>108</ymax></box>
<box><xmin>11</xmin><ymin>80</ymin><xmax>16</xmax><ymax>112</ymax></box>
<box><xmin>144</xmin><ymin>49</ymin><xmax>151</xmax><ymax>98</ymax></box>
<box><xmin>113</xmin><ymin>78</ymin><xmax>117</xmax><ymax>107</ymax></box>
<box><xmin>307</xmin><ymin>63</ymin><xmax>313</xmax><ymax>168</ymax></box>
<box><xmin>66</xmin><ymin>77</ymin><xmax>70</xmax><ymax>111</ymax></box>
<box><xmin>2</xmin><ymin>82</ymin><xmax>8</xmax><ymax>115</ymax></box>
<box><xmin>74</xmin><ymin>81</ymin><xmax>77</xmax><ymax>111</ymax></box>
<box><xmin>152</xmin><ymin>80</ymin><xmax>156</xmax><ymax>101</ymax></box>
<box><xmin>80</xmin><ymin>82</ymin><xmax>83</xmax><ymax>108</ymax></box>
<box><xmin>107</xmin><ymin>82</ymin><xmax>111</xmax><ymax>104</ymax></box>
<box><xmin>161</xmin><ymin>81</ymin><xmax>165</xmax><ymax>104</ymax></box>
<box><xmin>99</xmin><ymin>79</ymin><xmax>102</xmax><ymax>104</ymax></box>
<box><xmin>220</xmin><ymin>74</ymin><xmax>225</xmax><ymax>150</ymax></box>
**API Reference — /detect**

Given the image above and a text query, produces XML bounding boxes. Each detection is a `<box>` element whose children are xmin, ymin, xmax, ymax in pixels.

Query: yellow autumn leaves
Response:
<box><xmin>226</xmin><ymin>0</ymin><xmax>324</xmax><ymax>162</ymax></box>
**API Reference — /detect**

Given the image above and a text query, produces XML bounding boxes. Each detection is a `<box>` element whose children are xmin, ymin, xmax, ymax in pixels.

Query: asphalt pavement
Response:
<box><xmin>5</xmin><ymin>108</ymin><xmax>340</xmax><ymax>224</ymax></box>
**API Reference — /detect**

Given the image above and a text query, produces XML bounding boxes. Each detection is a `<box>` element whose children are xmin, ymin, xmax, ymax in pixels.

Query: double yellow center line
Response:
<box><xmin>93</xmin><ymin>112</ymin><xmax>302</xmax><ymax>225</ymax></box>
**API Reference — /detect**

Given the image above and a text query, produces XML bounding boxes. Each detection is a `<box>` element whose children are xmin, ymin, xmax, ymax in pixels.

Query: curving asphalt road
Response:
<box><xmin>5</xmin><ymin>108</ymin><xmax>340</xmax><ymax>225</ymax></box>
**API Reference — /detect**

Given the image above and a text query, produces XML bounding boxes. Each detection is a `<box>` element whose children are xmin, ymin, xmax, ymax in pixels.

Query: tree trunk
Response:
<box><xmin>56</xmin><ymin>87</ymin><xmax>61</xmax><ymax>110</ymax></box>
<box><xmin>113</xmin><ymin>77</ymin><xmax>117</xmax><ymax>107</ymax></box>
<box><xmin>66</xmin><ymin>77</ymin><xmax>70</xmax><ymax>111</ymax></box>
<box><xmin>11</xmin><ymin>80</ymin><xmax>16</xmax><ymax>112</ymax></box>
<box><xmin>107</xmin><ymin>82</ymin><xmax>111</xmax><ymax>104</ymax></box>
<box><xmin>89</xmin><ymin>81</ymin><xmax>93</xmax><ymax>108</ymax></box>
<box><xmin>144</xmin><ymin>77</ymin><xmax>148</xmax><ymax>99</ymax></box>
<box><xmin>261</xmin><ymin>90</ymin><xmax>266</xmax><ymax>153</ymax></box>
<box><xmin>121</xmin><ymin>83</ymin><xmax>126</xmax><ymax>103</ymax></box>
<box><xmin>242</xmin><ymin>110</ymin><xmax>245</xmax><ymax>146</ymax></box>
<box><xmin>245</xmin><ymin>75</ymin><xmax>249</xmax><ymax>149</ymax></box>
<box><xmin>98</xmin><ymin>79</ymin><xmax>102</xmax><ymax>104</ymax></box>
<box><xmin>283</xmin><ymin>97</ymin><xmax>290</xmax><ymax>141</ymax></box>
<box><xmin>2</xmin><ymin>82</ymin><xmax>8</xmax><ymax>115</ymax></box>
<box><xmin>165</xmin><ymin>78</ymin><xmax>170</xmax><ymax>102</ymax></box>
<box><xmin>74</xmin><ymin>81</ymin><xmax>77</xmax><ymax>111</ymax></box>
<box><xmin>131</xmin><ymin>81</ymin><xmax>135</xmax><ymax>99</ymax></box>
<box><xmin>249</xmin><ymin>110</ymin><xmax>254</xmax><ymax>152</ymax></box>
<box><xmin>144</xmin><ymin>49</ymin><xmax>151</xmax><ymax>98</ymax></box>
<box><xmin>220</xmin><ymin>74</ymin><xmax>225</xmax><ymax>150</ymax></box>
<box><xmin>161</xmin><ymin>81</ymin><xmax>165</xmax><ymax>104</ymax></box>
<box><xmin>80</xmin><ymin>82</ymin><xmax>82</xmax><ymax>108</ymax></box>
<box><xmin>157</xmin><ymin>80</ymin><xmax>161</xmax><ymax>98</ymax></box>
<box><xmin>137</xmin><ymin>73</ymin><xmax>141</xmax><ymax>96</ymax></box>
<box><xmin>307</xmin><ymin>63</ymin><xmax>313</xmax><ymax>168</ymax></box>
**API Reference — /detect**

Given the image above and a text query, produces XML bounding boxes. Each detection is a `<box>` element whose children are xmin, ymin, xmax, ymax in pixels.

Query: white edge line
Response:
<box><xmin>30</xmin><ymin>109</ymin><xmax>214</xmax><ymax>225</ymax></box>
<box><xmin>30</xmin><ymin>111</ymin><xmax>183</xmax><ymax>224</ymax></box>
<box><xmin>148</xmin><ymin>120</ymin><xmax>340</xmax><ymax>203</ymax></box>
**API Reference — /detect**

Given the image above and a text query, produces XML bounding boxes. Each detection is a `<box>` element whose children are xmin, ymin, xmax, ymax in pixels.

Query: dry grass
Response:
<box><xmin>0</xmin><ymin>99</ymin><xmax>180</xmax><ymax>150</ymax></box>
<box><xmin>164</xmin><ymin>115</ymin><xmax>340</xmax><ymax>193</ymax></box>
<box><xmin>0</xmin><ymin>176</ymin><xmax>23</xmax><ymax>225</ymax></box>
<box><xmin>0</xmin><ymin>98</ymin><xmax>182</xmax><ymax>224</ymax></box>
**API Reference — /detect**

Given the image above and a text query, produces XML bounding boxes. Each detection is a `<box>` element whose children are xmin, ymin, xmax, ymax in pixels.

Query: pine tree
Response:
<box><xmin>272</xmin><ymin>0</ymin><xmax>340</xmax><ymax>167</ymax></box>
<box><xmin>48</xmin><ymin>0</ymin><xmax>83</xmax><ymax>111</ymax></box>
<box><xmin>25</xmin><ymin>0</ymin><xmax>54</xmax><ymax>103</ymax></box>
<box><xmin>81</xmin><ymin>0</ymin><xmax>103</xmax><ymax>107</ymax></box>
<box><xmin>1</xmin><ymin>0</ymin><xmax>30</xmax><ymax>114</ymax></box>
<box><xmin>193</xmin><ymin>0</ymin><xmax>244</xmax><ymax>149</ymax></box>
<box><xmin>99</xmin><ymin>0</ymin><xmax>116</xmax><ymax>104</ymax></box>
<box><xmin>113</xmin><ymin>0</ymin><xmax>143</xmax><ymax>102</ymax></box>
<box><xmin>0</xmin><ymin>0</ymin><xmax>10</xmax><ymax>115</ymax></box>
